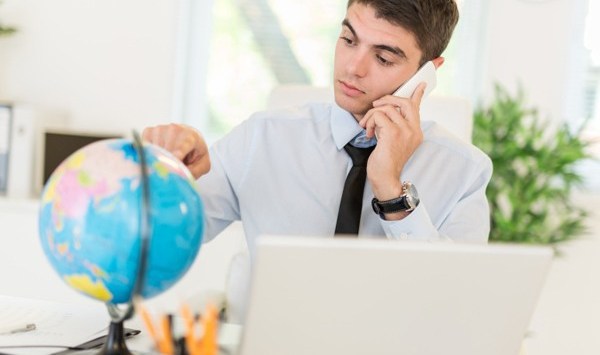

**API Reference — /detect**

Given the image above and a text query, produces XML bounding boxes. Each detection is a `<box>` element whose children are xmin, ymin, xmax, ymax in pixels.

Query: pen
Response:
<box><xmin>0</xmin><ymin>323</ymin><xmax>36</xmax><ymax>335</ymax></box>
<box><xmin>180</xmin><ymin>303</ymin><xmax>198</xmax><ymax>355</ymax></box>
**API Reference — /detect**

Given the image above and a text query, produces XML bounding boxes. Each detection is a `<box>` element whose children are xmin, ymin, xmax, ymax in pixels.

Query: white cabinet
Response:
<box><xmin>0</xmin><ymin>197</ymin><xmax>75</xmax><ymax>301</ymax></box>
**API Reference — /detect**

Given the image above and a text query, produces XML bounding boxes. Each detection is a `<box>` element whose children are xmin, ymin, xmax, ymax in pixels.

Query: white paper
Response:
<box><xmin>0</xmin><ymin>295</ymin><xmax>110</xmax><ymax>355</ymax></box>
<box><xmin>0</xmin><ymin>106</ymin><xmax>10</xmax><ymax>153</ymax></box>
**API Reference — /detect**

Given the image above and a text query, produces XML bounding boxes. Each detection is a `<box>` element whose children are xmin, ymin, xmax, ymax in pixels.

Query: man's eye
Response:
<box><xmin>340</xmin><ymin>36</ymin><xmax>354</xmax><ymax>45</ymax></box>
<box><xmin>377</xmin><ymin>55</ymin><xmax>393</xmax><ymax>66</ymax></box>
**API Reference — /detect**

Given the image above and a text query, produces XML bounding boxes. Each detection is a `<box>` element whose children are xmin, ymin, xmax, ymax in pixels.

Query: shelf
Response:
<box><xmin>0</xmin><ymin>196</ymin><xmax>40</xmax><ymax>214</ymax></box>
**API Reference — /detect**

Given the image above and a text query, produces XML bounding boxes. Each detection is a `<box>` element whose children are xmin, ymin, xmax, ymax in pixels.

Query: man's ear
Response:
<box><xmin>432</xmin><ymin>57</ymin><xmax>445</xmax><ymax>69</ymax></box>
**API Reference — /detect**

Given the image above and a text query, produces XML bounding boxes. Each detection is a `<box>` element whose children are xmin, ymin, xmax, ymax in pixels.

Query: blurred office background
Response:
<box><xmin>0</xmin><ymin>0</ymin><xmax>598</xmax><ymax>146</ymax></box>
<box><xmin>0</xmin><ymin>0</ymin><xmax>599</xmax><ymax>354</ymax></box>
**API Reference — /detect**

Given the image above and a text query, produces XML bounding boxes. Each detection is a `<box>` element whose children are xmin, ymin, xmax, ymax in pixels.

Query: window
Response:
<box><xmin>178</xmin><ymin>0</ymin><xmax>482</xmax><ymax>141</ymax></box>
<box><xmin>204</xmin><ymin>0</ymin><xmax>345</xmax><ymax>137</ymax></box>
<box><xmin>584</xmin><ymin>0</ymin><xmax>600</xmax><ymax>129</ymax></box>
<box><xmin>579</xmin><ymin>0</ymin><xmax>600</xmax><ymax>190</ymax></box>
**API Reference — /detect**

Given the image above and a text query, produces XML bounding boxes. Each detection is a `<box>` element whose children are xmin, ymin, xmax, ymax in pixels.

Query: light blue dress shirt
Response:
<box><xmin>197</xmin><ymin>102</ymin><xmax>493</xmax><ymax>253</ymax></box>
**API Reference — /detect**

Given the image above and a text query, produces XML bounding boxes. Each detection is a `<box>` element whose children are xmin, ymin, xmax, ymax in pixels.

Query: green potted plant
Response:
<box><xmin>472</xmin><ymin>84</ymin><xmax>592</xmax><ymax>251</ymax></box>
<box><xmin>0</xmin><ymin>22</ymin><xmax>15</xmax><ymax>36</ymax></box>
<box><xmin>0</xmin><ymin>1</ymin><xmax>15</xmax><ymax>37</ymax></box>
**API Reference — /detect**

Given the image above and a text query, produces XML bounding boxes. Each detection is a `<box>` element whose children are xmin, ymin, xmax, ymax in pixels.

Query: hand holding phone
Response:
<box><xmin>392</xmin><ymin>61</ymin><xmax>437</xmax><ymax>99</ymax></box>
<box><xmin>363</xmin><ymin>62</ymin><xmax>435</xmax><ymax>207</ymax></box>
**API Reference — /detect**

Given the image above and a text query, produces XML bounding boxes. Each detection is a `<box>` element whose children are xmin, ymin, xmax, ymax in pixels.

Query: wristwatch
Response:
<box><xmin>371</xmin><ymin>181</ymin><xmax>420</xmax><ymax>219</ymax></box>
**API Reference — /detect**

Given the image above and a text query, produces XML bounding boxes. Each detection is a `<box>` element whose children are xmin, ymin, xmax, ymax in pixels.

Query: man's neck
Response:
<box><xmin>352</xmin><ymin>113</ymin><xmax>364</xmax><ymax>122</ymax></box>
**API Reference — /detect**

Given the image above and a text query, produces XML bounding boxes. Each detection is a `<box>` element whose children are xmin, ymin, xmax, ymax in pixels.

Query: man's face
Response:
<box><xmin>333</xmin><ymin>3</ymin><xmax>423</xmax><ymax>120</ymax></box>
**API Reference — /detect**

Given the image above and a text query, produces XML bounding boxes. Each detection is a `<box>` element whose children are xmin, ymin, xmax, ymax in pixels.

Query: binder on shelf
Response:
<box><xmin>0</xmin><ymin>104</ymin><xmax>12</xmax><ymax>195</ymax></box>
<box><xmin>7</xmin><ymin>106</ymin><xmax>37</xmax><ymax>198</ymax></box>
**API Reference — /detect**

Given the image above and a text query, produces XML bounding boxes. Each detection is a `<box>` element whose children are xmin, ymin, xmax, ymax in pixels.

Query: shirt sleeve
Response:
<box><xmin>196</xmin><ymin>148</ymin><xmax>240</xmax><ymax>243</ymax></box>
<box><xmin>196</xmin><ymin>121</ymin><xmax>255</xmax><ymax>243</ymax></box>
<box><xmin>380</xmin><ymin>155</ymin><xmax>493</xmax><ymax>244</ymax></box>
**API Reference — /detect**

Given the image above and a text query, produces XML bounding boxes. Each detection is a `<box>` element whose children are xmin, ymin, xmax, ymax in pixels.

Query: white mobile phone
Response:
<box><xmin>392</xmin><ymin>60</ymin><xmax>437</xmax><ymax>99</ymax></box>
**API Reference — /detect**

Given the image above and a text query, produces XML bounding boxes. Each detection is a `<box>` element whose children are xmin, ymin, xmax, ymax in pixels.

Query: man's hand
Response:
<box><xmin>142</xmin><ymin>123</ymin><xmax>210</xmax><ymax>179</ymax></box>
<box><xmin>358</xmin><ymin>82</ymin><xmax>426</xmax><ymax>203</ymax></box>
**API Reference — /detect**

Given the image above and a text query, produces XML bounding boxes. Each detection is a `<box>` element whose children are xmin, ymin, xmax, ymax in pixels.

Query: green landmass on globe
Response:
<box><xmin>39</xmin><ymin>139</ymin><xmax>204</xmax><ymax>304</ymax></box>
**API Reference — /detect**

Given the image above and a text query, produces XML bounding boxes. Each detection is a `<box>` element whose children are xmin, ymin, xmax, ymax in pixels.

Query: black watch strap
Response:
<box><xmin>371</xmin><ymin>196</ymin><xmax>412</xmax><ymax>218</ymax></box>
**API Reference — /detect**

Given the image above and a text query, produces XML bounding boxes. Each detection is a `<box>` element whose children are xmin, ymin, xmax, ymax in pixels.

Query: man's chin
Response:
<box><xmin>334</xmin><ymin>95</ymin><xmax>369</xmax><ymax>118</ymax></box>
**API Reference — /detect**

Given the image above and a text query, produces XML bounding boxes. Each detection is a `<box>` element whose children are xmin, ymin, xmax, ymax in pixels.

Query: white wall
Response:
<box><xmin>481</xmin><ymin>0</ymin><xmax>588</xmax><ymax>124</ymax></box>
<box><xmin>0</xmin><ymin>0</ymin><xmax>180</xmax><ymax>134</ymax></box>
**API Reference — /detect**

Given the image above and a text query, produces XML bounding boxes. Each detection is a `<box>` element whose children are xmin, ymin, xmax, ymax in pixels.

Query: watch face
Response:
<box><xmin>405</xmin><ymin>182</ymin><xmax>420</xmax><ymax>209</ymax></box>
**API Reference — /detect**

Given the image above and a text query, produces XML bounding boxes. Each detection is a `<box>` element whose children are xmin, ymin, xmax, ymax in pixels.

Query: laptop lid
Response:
<box><xmin>239</xmin><ymin>236</ymin><xmax>552</xmax><ymax>355</ymax></box>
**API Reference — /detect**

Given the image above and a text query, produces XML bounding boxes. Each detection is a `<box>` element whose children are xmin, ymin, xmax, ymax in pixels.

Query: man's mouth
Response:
<box><xmin>338</xmin><ymin>80</ymin><xmax>365</xmax><ymax>97</ymax></box>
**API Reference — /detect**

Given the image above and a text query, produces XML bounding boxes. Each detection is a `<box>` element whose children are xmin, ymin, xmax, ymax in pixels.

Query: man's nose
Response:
<box><xmin>347</xmin><ymin>50</ymin><xmax>369</xmax><ymax>77</ymax></box>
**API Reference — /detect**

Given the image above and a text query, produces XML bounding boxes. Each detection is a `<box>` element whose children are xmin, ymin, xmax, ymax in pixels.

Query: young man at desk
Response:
<box><xmin>143</xmin><ymin>0</ymin><xmax>492</xmax><ymax>249</ymax></box>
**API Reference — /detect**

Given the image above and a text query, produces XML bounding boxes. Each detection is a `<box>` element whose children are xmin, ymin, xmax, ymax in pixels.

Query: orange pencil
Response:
<box><xmin>159</xmin><ymin>314</ymin><xmax>175</xmax><ymax>355</ymax></box>
<box><xmin>138</xmin><ymin>305</ymin><xmax>161</xmax><ymax>351</ymax></box>
<box><xmin>197</xmin><ymin>304</ymin><xmax>218</xmax><ymax>355</ymax></box>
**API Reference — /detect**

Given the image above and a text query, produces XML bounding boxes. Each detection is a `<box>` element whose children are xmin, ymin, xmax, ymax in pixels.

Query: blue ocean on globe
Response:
<box><xmin>38</xmin><ymin>139</ymin><xmax>204</xmax><ymax>304</ymax></box>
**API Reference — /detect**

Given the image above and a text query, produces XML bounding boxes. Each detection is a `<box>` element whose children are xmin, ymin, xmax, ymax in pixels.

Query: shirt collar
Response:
<box><xmin>330</xmin><ymin>103</ymin><xmax>365</xmax><ymax>150</ymax></box>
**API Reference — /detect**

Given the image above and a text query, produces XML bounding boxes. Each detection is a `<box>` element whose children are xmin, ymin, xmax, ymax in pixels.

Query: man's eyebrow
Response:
<box><xmin>375</xmin><ymin>44</ymin><xmax>406</xmax><ymax>59</ymax></box>
<box><xmin>341</xmin><ymin>19</ymin><xmax>407</xmax><ymax>60</ymax></box>
<box><xmin>341</xmin><ymin>19</ymin><xmax>356</xmax><ymax>37</ymax></box>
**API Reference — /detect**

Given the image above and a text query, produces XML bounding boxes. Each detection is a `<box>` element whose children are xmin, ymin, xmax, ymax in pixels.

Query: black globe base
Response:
<box><xmin>96</xmin><ymin>320</ymin><xmax>133</xmax><ymax>355</ymax></box>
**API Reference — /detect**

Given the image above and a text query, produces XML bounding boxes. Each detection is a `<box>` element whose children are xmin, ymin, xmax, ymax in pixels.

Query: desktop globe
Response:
<box><xmin>38</xmin><ymin>137</ymin><xmax>204</xmax><ymax>305</ymax></box>
<box><xmin>38</xmin><ymin>135</ymin><xmax>204</xmax><ymax>354</ymax></box>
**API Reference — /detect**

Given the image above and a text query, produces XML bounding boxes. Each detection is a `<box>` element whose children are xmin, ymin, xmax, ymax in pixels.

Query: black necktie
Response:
<box><xmin>335</xmin><ymin>144</ymin><xmax>375</xmax><ymax>235</ymax></box>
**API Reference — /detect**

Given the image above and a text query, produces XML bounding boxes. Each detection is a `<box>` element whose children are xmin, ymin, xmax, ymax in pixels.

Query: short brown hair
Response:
<box><xmin>347</xmin><ymin>0</ymin><xmax>459</xmax><ymax>65</ymax></box>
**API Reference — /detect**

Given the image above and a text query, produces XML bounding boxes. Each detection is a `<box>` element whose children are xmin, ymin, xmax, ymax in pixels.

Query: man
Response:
<box><xmin>143</xmin><ymin>0</ymin><xmax>492</xmax><ymax>249</ymax></box>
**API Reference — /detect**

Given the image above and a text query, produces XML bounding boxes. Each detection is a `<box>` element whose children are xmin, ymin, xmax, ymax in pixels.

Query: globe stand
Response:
<box><xmin>94</xmin><ymin>131</ymin><xmax>152</xmax><ymax>355</ymax></box>
<box><xmin>98</xmin><ymin>319</ymin><xmax>133</xmax><ymax>355</ymax></box>
<box><xmin>93</xmin><ymin>302</ymin><xmax>136</xmax><ymax>355</ymax></box>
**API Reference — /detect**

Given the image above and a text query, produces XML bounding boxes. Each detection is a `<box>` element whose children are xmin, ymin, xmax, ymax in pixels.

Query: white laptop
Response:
<box><xmin>238</xmin><ymin>236</ymin><xmax>552</xmax><ymax>355</ymax></box>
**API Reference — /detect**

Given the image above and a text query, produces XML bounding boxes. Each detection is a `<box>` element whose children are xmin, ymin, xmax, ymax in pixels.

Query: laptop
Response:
<box><xmin>238</xmin><ymin>236</ymin><xmax>552</xmax><ymax>355</ymax></box>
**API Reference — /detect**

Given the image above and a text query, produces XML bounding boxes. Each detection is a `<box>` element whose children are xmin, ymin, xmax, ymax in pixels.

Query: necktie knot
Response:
<box><xmin>344</xmin><ymin>144</ymin><xmax>374</xmax><ymax>168</ymax></box>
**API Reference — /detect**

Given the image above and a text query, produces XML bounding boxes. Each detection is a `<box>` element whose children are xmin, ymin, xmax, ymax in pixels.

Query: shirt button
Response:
<box><xmin>399</xmin><ymin>233</ymin><xmax>409</xmax><ymax>240</ymax></box>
